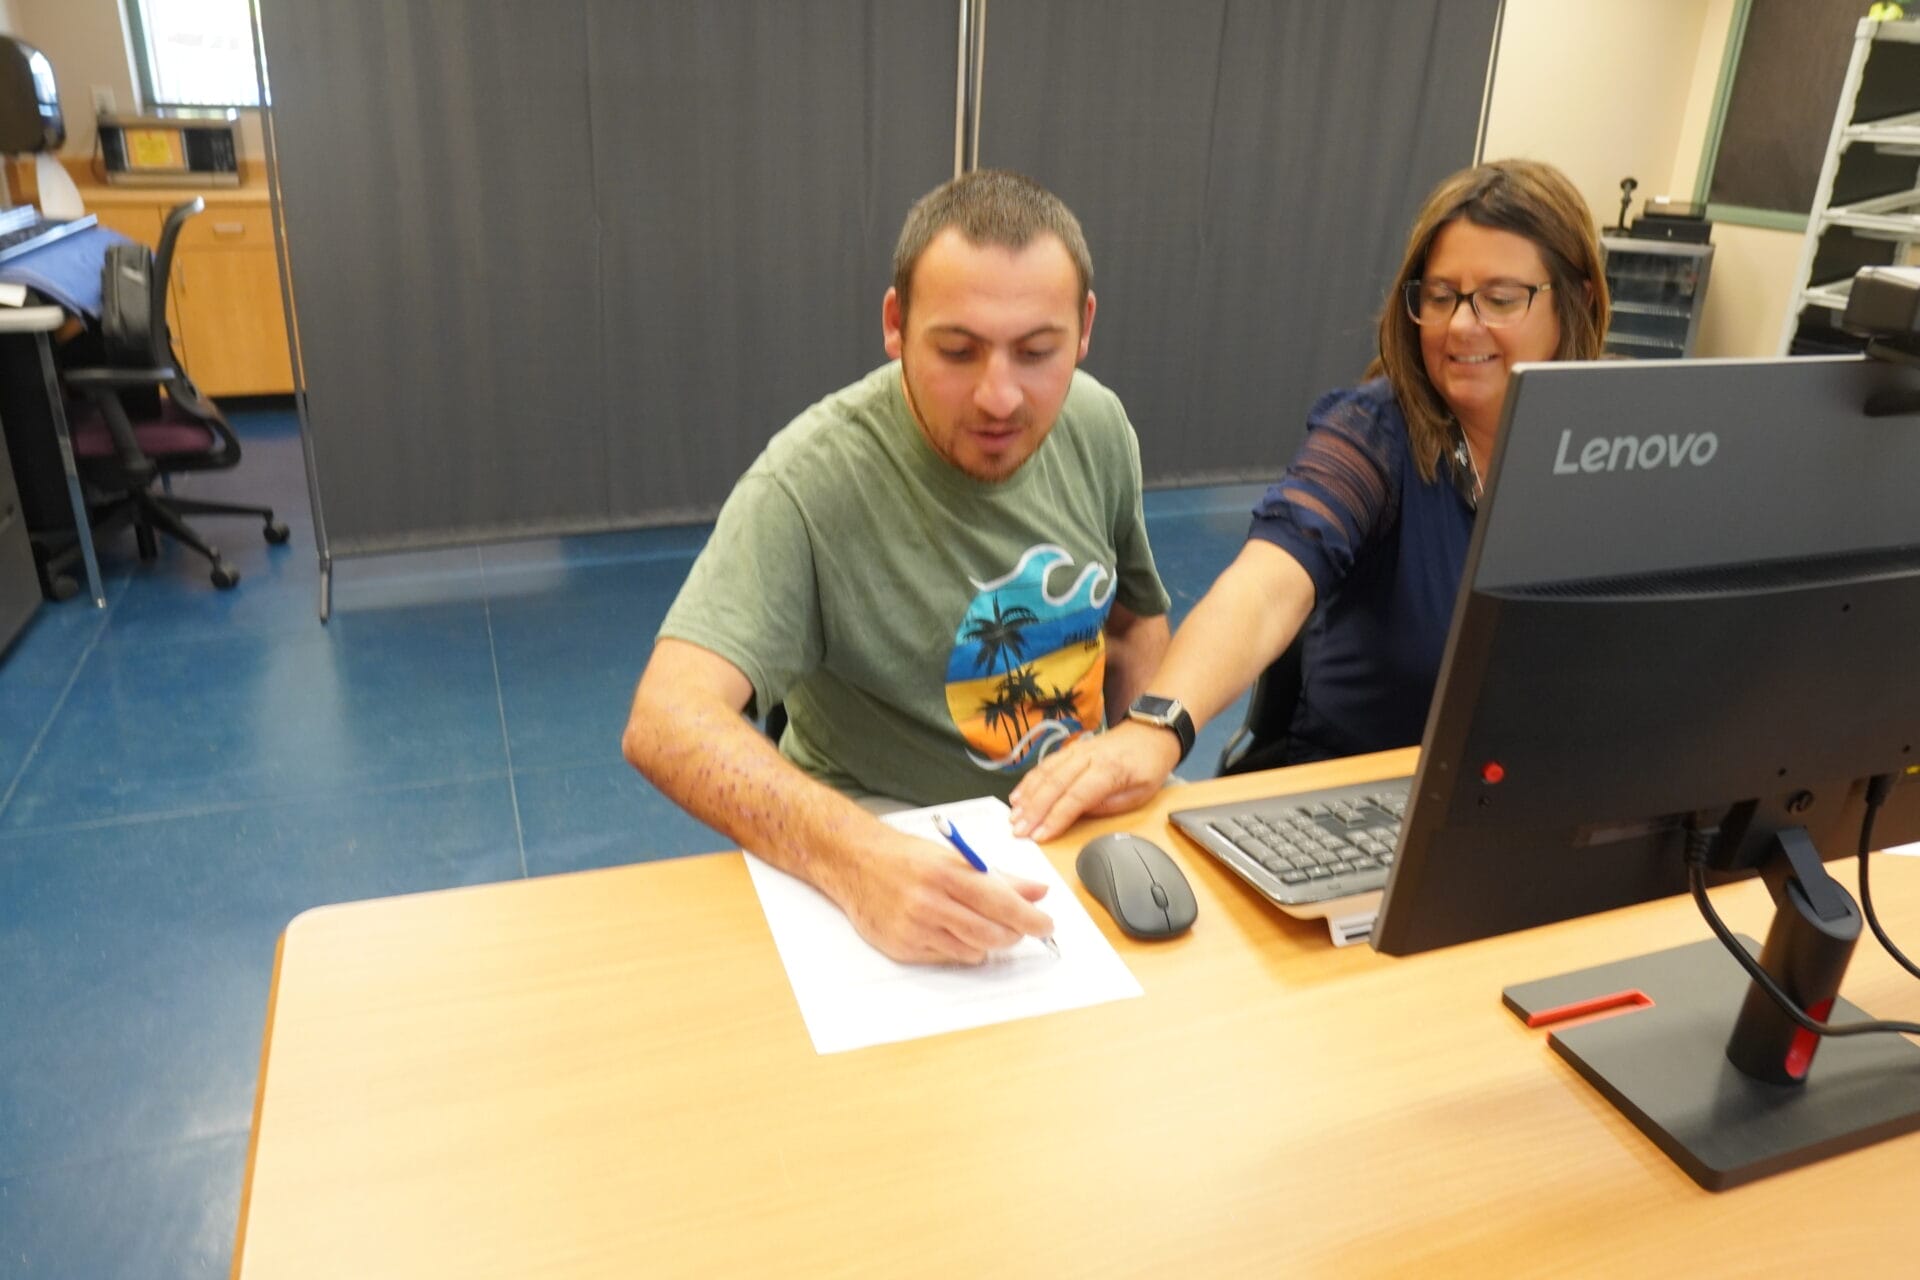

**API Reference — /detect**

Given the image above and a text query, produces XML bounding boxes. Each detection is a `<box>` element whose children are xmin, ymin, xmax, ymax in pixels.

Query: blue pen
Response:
<box><xmin>933</xmin><ymin>814</ymin><xmax>1061</xmax><ymax>957</ymax></box>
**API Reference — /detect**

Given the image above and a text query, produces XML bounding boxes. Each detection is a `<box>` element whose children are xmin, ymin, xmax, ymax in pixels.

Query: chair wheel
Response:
<box><xmin>210</xmin><ymin>562</ymin><xmax>241</xmax><ymax>590</ymax></box>
<box><xmin>49</xmin><ymin>574</ymin><xmax>80</xmax><ymax>602</ymax></box>
<box><xmin>264</xmin><ymin>519</ymin><xmax>290</xmax><ymax>545</ymax></box>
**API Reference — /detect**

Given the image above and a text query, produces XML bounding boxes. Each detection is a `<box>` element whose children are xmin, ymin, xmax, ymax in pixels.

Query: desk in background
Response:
<box><xmin>0</xmin><ymin>302</ymin><xmax>105</xmax><ymax>609</ymax></box>
<box><xmin>7</xmin><ymin>157</ymin><xmax>294</xmax><ymax>398</ymax></box>
<box><xmin>0</xmin><ymin>388</ymin><xmax>39</xmax><ymax>649</ymax></box>
<box><xmin>232</xmin><ymin>749</ymin><xmax>1920</xmax><ymax>1277</ymax></box>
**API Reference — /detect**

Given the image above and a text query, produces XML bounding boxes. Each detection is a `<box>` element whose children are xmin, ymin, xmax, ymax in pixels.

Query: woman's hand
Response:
<box><xmin>1008</xmin><ymin>721</ymin><xmax>1183</xmax><ymax>842</ymax></box>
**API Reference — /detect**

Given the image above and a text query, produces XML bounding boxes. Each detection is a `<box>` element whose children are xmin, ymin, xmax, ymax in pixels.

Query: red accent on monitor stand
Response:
<box><xmin>1785</xmin><ymin>998</ymin><xmax>1835</xmax><ymax>1080</ymax></box>
<box><xmin>1522</xmin><ymin>989</ymin><xmax>1655</xmax><ymax>1029</ymax></box>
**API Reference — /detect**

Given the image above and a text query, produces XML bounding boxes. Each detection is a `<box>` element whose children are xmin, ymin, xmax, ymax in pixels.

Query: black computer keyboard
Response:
<box><xmin>0</xmin><ymin>207</ymin><xmax>99</xmax><ymax>266</ymax></box>
<box><xmin>1169</xmin><ymin>776</ymin><xmax>1411</xmax><ymax>911</ymax></box>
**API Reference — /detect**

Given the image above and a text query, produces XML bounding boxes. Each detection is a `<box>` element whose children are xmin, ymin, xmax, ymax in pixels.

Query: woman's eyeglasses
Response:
<box><xmin>1404</xmin><ymin>280</ymin><xmax>1551</xmax><ymax>328</ymax></box>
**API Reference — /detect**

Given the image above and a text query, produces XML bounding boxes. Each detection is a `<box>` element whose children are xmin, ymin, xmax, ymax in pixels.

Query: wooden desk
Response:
<box><xmin>232</xmin><ymin>750</ymin><xmax>1920</xmax><ymax>1277</ymax></box>
<box><xmin>6</xmin><ymin>158</ymin><xmax>294</xmax><ymax>398</ymax></box>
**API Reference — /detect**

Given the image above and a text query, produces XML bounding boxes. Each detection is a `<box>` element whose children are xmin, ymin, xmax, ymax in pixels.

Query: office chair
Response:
<box><xmin>54</xmin><ymin>197</ymin><xmax>286</xmax><ymax>591</ymax></box>
<box><xmin>1215</xmin><ymin>634</ymin><xmax>1306</xmax><ymax>776</ymax></box>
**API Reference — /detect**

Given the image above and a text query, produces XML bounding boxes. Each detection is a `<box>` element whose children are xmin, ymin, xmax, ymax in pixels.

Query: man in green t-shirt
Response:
<box><xmin>622</xmin><ymin>171</ymin><xmax>1171</xmax><ymax>965</ymax></box>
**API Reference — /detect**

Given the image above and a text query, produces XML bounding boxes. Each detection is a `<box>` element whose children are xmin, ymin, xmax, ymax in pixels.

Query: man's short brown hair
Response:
<box><xmin>892</xmin><ymin>170</ymin><xmax>1093</xmax><ymax>322</ymax></box>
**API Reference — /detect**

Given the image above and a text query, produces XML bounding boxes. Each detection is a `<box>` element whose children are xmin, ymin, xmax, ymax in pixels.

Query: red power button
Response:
<box><xmin>1481</xmin><ymin>761</ymin><xmax>1506</xmax><ymax>784</ymax></box>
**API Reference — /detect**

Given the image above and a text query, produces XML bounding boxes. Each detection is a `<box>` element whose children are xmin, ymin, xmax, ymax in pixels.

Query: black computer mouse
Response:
<box><xmin>1076</xmin><ymin>832</ymin><xmax>1197</xmax><ymax>940</ymax></box>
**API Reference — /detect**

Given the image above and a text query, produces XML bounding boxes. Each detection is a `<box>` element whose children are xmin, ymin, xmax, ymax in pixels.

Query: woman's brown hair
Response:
<box><xmin>1370</xmin><ymin>159</ymin><xmax>1610</xmax><ymax>483</ymax></box>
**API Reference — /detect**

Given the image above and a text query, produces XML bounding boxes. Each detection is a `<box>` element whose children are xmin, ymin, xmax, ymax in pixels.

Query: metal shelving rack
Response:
<box><xmin>1601</xmin><ymin>236</ymin><xmax>1714</xmax><ymax>359</ymax></box>
<box><xmin>1780</xmin><ymin>18</ymin><xmax>1920</xmax><ymax>354</ymax></box>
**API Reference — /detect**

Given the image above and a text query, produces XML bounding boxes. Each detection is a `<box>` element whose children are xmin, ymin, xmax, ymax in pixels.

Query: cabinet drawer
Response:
<box><xmin>176</xmin><ymin>204</ymin><xmax>276</xmax><ymax>251</ymax></box>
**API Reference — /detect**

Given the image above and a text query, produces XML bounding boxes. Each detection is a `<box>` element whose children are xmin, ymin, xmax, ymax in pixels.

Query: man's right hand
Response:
<box><xmin>832</xmin><ymin>830</ymin><xmax>1057</xmax><ymax>965</ymax></box>
<box><xmin>1007</xmin><ymin>720</ymin><xmax>1183</xmax><ymax>843</ymax></box>
<box><xmin>625</xmin><ymin>639</ymin><xmax>1057</xmax><ymax>966</ymax></box>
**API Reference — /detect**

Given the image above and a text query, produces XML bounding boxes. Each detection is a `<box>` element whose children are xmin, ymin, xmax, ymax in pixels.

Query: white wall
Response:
<box><xmin>1483</xmin><ymin>0</ymin><xmax>1719</xmax><ymax>230</ymax></box>
<box><xmin>6</xmin><ymin>0</ymin><xmax>263</xmax><ymax>160</ymax></box>
<box><xmin>1483</xmin><ymin>0</ymin><xmax>1807</xmax><ymax>357</ymax></box>
<box><xmin>1694</xmin><ymin>222</ymin><xmax>1805</xmax><ymax>357</ymax></box>
<box><xmin>7</xmin><ymin>0</ymin><xmax>137</xmax><ymax>158</ymax></box>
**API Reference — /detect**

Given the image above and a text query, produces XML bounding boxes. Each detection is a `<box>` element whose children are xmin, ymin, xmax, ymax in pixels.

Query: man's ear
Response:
<box><xmin>1077</xmin><ymin>291</ymin><xmax>1097</xmax><ymax>362</ymax></box>
<box><xmin>882</xmin><ymin>287</ymin><xmax>905</xmax><ymax>360</ymax></box>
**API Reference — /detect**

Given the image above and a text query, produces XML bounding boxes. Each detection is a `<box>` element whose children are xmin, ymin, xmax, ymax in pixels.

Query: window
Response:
<box><xmin>124</xmin><ymin>0</ymin><xmax>261</xmax><ymax>110</ymax></box>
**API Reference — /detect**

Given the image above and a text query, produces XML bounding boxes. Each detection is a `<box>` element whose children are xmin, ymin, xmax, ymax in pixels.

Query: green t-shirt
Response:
<box><xmin>660</xmin><ymin>361</ymin><xmax>1170</xmax><ymax>804</ymax></box>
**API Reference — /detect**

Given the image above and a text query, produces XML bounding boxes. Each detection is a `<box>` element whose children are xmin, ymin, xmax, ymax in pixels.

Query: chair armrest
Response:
<box><xmin>64</xmin><ymin>366</ymin><xmax>178</xmax><ymax>388</ymax></box>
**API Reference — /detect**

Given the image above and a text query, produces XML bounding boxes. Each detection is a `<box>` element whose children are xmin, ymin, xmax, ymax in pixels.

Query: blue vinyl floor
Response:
<box><xmin>0</xmin><ymin>405</ymin><xmax>1263</xmax><ymax>1278</ymax></box>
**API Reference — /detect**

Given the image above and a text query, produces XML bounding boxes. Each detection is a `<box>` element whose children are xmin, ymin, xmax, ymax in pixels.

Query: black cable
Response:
<box><xmin>1685</xmin><ymin>830</ymin><xmax>1920</xmax><ymax>1041</ymax></box>
<box><xmin>1858</xmin><ymin>773</ymin><xmax>1920</xmax><ymax>983</ymax></box>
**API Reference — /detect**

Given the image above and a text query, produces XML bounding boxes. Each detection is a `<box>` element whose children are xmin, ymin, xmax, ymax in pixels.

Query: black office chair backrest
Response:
<box><xmin>150</xmin><ymin>198</ymin><xmax>202</xmax><ymax>365</ymax></box>
<box><xmin>1216</xmin><ymin>634</ymin><xmax>1307</xmax><ymax>777</ymax></box>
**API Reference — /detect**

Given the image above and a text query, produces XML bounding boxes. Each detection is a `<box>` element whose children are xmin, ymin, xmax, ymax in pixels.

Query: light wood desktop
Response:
<box><xmin>231</xmin><ymin>748</ymin><xmax>1920</xmax><ymax>1278</ymax></box>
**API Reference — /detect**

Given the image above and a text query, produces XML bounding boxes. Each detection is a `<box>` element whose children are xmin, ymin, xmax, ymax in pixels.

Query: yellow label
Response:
<box><xmin>125</xmin><ymin>127</ymin><xmax>185</xmax><ymax>170</ymax></box>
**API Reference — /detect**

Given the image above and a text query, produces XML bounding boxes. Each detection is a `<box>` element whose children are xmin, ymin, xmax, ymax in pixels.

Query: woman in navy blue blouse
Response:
<box><xmin>1012</xmin><ymin>159</ymin><xmax>1610</xmax><ymax>840</ymax></box>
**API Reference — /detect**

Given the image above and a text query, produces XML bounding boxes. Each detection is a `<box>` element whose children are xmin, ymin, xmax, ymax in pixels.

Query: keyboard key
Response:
<box><xmin>1168</xmin><ymin>774</ymin><xmax>1412</xmax><ymax>906</ymax></box>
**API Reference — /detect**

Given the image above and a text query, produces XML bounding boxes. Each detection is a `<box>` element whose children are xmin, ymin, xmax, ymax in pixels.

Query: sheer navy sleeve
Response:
<box><xmin>1247</xmin><ymin>379</ymin><xmax>1407</xmax><ymax>602</ymax></box>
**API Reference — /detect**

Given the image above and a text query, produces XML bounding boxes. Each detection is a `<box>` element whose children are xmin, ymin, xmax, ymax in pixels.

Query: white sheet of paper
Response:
<box><xmin>746</xmin><ymin>795</ymin><xmax>1142</xmax><ymax>1054</ymax></box>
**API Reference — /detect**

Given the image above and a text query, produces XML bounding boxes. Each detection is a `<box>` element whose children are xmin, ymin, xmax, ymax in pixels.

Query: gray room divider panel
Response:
<box><xmin>979</xmin><ymin>0</ymin><xmax>1503</xmax><ymax>487</ymax></box>
<box><xmin>257</xmin><ymin>1</ymin><xmax>954</xmax><ymax>555</ymax></box>
<box><xmin>585</xmin><ymin>2</ymin><xmax>955</xmax><ymax>521</ymax></box>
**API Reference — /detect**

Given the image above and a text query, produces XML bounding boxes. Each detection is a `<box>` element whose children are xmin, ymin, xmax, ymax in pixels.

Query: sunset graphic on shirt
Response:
<box><xmin>946</xmin><ymin>544</ymin><xmax>1113</xmax><ymax>772</ymax></box>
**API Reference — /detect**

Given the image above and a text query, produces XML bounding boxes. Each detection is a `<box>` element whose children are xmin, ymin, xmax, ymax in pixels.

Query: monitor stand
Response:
<box><xmin>1504</xmin><ymin>935</ymin><xmax>1920</xmax><ymax>1190</ymax></box>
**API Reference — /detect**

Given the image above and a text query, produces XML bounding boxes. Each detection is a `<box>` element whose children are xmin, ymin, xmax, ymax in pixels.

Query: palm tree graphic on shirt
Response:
<box><xmin>947</xmin><ymin>544</ymin><xmax>1114</xmax><ymax>770</ymax></box>
<box><xmin>965</xmin><ymin>598</ymin><xmax>1043</xmax><ymax>748</ymax></box>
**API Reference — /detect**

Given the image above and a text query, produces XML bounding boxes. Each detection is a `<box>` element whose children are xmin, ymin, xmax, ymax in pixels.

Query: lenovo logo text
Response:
<box><xmin>1552</xmin><ymin>429</ymin><xmax>1718</xmax><ymax>474</ymax></box>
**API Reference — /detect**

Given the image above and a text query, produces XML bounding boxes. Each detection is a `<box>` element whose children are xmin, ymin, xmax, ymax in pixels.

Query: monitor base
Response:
<box><xmin>1504</xmin><ymin>937</ymin><xmax>1920</xmax><ymax>1190</ymax></box>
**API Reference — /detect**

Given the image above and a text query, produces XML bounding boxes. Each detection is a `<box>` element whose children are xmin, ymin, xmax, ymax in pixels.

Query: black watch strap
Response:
<box><xmin>1128</xmin><ymin>695</ymin><xmax>1195</xmax><ymax>765</ymax></box>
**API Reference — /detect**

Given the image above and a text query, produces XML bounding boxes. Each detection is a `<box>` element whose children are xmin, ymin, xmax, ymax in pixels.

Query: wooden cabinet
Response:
<box><xmin>89</xmin><ymin>205</ymin><xmax>163</xmax><ymax>245</ymax></box>
<box><xmin>83</xmin><ymin>195</ymin><xmax>294</xmax><ymax>397</ymax></box>
<box><xmin>174</xmin><ymin>243</ymin><xmax>293</xmax><ymax>396</ymax></box>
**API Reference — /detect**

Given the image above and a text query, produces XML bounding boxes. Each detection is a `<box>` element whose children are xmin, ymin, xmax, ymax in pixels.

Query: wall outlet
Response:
<box><xmin>91</xmin><ymin>86</ymin><xmax>117</xmax><ymax>118</ymax></box>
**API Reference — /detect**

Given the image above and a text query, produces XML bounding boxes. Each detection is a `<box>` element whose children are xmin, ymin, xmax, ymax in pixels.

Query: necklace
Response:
<box><xmin>1450</xmin><ymin>434</ymin><xmax>1483</xmax><ymax>510</ymax></box>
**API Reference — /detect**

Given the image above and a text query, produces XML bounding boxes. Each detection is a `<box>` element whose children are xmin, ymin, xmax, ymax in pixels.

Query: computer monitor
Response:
<box><xmin>1369</xmin><ymin>351</ymin><xmax>1920</xmax><ymax>1189</ymax></box>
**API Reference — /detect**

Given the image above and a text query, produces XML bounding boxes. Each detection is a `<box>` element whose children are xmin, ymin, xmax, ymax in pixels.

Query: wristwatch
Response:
<box><xmin>1128</xmin><ymin>694</ymin><xmax>1195</xmax><ymax>765</ymax></box>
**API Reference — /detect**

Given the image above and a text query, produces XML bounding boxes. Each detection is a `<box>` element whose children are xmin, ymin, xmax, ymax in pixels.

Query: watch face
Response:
<box><xmin>1132</xmin><ymin>695</ymin><xmax>1176</xmax><ymax>720</ymax></box>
